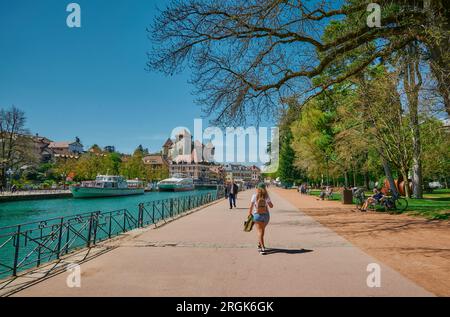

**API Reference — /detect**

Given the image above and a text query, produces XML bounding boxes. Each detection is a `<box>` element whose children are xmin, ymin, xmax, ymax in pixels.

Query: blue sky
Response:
<box><xmin>0</xmin><ymin>0</ymin><xmax>219</xmax><ymax>154</ymax></box>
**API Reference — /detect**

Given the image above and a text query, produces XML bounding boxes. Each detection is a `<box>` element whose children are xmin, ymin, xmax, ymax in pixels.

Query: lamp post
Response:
<box><xmin>6</xmin><ymin>168</ymin><xmax>13</xmax><ymax>192</ymax></box>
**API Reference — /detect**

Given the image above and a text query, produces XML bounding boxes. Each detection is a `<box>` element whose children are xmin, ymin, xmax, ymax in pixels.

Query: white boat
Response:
<box><xmin>158</xmin><ymin>174</ymin><xmax>194</xmax><ymax>192</ymax></box>
<box><xmin>70</xmin><ymin>175</ymin><xmax>145</xmax><ymax>198</ymax></box>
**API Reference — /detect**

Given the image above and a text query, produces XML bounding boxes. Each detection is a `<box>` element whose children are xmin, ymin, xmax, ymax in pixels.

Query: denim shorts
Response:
<box><xmin>253</xmin><ymin>213</ymin><xmax>270</xmax><ymax>223</ymax></box>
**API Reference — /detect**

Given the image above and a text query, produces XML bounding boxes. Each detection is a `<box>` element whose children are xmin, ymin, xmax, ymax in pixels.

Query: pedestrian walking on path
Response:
<box><xmin>227</xmin><ymin>181</ymin><xmax>239</xmax><ymax>209</ymax></box>
<box><xmin>248</xmin><ymin>183</ymin><xmax>273</xmax><ymax>255</ymax></box>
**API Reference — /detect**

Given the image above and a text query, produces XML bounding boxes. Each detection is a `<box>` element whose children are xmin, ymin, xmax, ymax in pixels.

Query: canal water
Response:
<box><xmin>0</xmin><ymin>189</ymin><xmax>216</xmax><ymax>279</ymax></box>
<box><xmin>0</xmin><ymin>190</ymin><xmax>214</xmax><ymax>228</ymax></box>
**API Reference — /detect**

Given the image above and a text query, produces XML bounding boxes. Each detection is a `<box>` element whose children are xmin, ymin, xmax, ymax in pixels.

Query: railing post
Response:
<box><xmin>65</xmin><ymin>222</ymin><xmax>70</xmax><ymax>254</ymax></box>
<box><xmin>37</xmin><ymin>228</ymin><xmax>43</xmax><ymax>267</ymax></box>
<box><xmin>108</xmin><ymin>212</ymin><xmax>112</xmax><ymax>239</ymax></box>
<box><xmin>56</xmin><ymin>218</ymin><xmax>64</xmax><ymax>259</ymax></box>
<box><xmin>152</xmin><ymin>201</ymin><xmax>155</xmax><ymax>225</ymax></box>
<box><xmin>92</xmin><ymin>212</ymin><xmax>99</xmax><ymax>245</ymax></box>
<box><xmin>87</xmin><ymin>213</ymin><xmax>94</xmax><ymax>248</ymax></box>
<box><xmin>123</xmin><ymin>211</ymin><xmax>127</xmax><ymax>232</ymax></box>
<box><xmin>170</xmin><ymin>199</ymin><xmax>173</xmax><ymax>217</ymax></box>
<box><xmin>12</xmin><ymin>225</ymin><xmax>21</xmax><ymax>276</ymax></box>
<box><xmin>138</xmin><ymin>203</ymin><xmax>143</xmax><ymax>228</ymax></box>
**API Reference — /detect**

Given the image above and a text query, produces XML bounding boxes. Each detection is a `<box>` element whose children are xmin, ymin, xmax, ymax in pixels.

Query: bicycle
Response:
<box><xmin>354</xmin><ymin>188</ymin><xmax>408</xmax><ymax>213</ymax></box>
<box><xmin>380</xmin><ymin>191</ymin><xmax>408</xmax><ymax>213</ymax></box>
<box><xmin>352</xmin><ymin>187</ymin><xmax>366</xmax><ymax>210</ymax></box>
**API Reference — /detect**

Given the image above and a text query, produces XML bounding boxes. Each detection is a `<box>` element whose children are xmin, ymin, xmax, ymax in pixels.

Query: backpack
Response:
<box><xmin>256</xmin><ymin>196</ymin><xmax>267</xmax><ymax>213</ymax></box>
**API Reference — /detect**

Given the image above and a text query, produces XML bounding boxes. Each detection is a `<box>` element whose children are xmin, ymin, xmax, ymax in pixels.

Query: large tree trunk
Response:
<box><xmin>344</xmin><ymin>171</ymin><xmax>349</xmax><ymax>188</ymax></box>
<box><xmin>381</xmin><ymin>156</ymin><xmax>399</xmax><ymax>198</ymax></box>
<box><xmin>409</xmin><ymin>96</ymin><xmax>424</xmax><ymax>199</ymax></box>
<box><xmin>0</xmin><ymin>167</ymin><xmax>6</xmax><ymax>189</ymax></box>
<box><xmin>364</xmin><ymin>171</ymin><xmax>370</xmax><ymax>190</ymax></box>
<box><xmin>412</xmin><ymin>161</ymin><xmax>423</xmax><ymax>196</ymax></box>
<box><xmin>405</xmin><ymin>50</ymin><xmax>424</xmax><ymax>198</ymax></box>
<box><xmin>401</xmin><ymin>169</ymin><xmax>411</xmax><ymax>198</ymax></box>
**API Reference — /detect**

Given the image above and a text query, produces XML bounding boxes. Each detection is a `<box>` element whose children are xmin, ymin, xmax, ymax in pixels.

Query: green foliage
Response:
<box><xmin>108</xmin><ymin>152</ymin><xmax>122</xmax><ymax>175</ymax></box>
<box><xmin>420</xmin><ymin>118</ymin><xmax>450</xmax><ymax>181</ymax></box>
<box><xmin>287</xmin><ymin>64</ymin><xmax>449</xmax><ymax>193</ymax></box>
<box><xmin>51</xmin><ymin>147</ymin><xmax>167</xmax><ymax>183</ymax></box>
<box><xmin>120</xmin><ymin>151</ymin><xmax>147</xmax><ymax>180</ymax></box>
<box><xmin>290</xmin><ymin>99</ymin><xmax>338</xmax><ymax>181</ymax></box>
<box><xmin>75</xmin><ymin>153</ymin><xmax>109</xmax><ymax>180</ymax></box>
<box><xmin>277</xmin><ymin>129</ymin><xmax>302</xmax><ymax>185</ymax></box>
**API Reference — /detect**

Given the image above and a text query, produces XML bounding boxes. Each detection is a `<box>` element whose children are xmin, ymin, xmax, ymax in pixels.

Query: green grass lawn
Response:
<box><xmin>424</xmin><ymin>188</ymin><xmax>450</xmax><ymax>199</ymax></box>
<box><xmin>406</xmin><ymin>191</ymin><xmax>450</xmax><ymax>220</ymax></box>
<box><xmin>305</xmin><ymin>188</ymin><xmax>450</xmax><ymax>220</ymax></box>
<box><xmin>308</xmin><ymin>189</ymin><xmax>342</xmax><ymax>201</ymax></box>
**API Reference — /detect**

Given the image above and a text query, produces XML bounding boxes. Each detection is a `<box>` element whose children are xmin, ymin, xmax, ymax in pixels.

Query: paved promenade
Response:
<box><xmin>11</xmin><ymin>190</ymin><xmax>433</xmax><ymax>296</ymax></box>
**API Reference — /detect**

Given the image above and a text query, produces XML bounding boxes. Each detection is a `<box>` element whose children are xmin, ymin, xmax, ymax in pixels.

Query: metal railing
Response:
<box><xmin>0</xmin><ymin>190</ymin><xmax>223</xmax><ymax>279</ymax></box>
<box><xmin>138</xmin><ymin>191</ymin><xmax>217</xmax><ymax>227</ymax></box>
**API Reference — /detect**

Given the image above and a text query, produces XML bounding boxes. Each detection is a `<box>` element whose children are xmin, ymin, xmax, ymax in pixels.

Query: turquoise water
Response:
<box><xmin>0</xmin><ymin>190</ymin><xmax>213</xmax><ymax>228</ymax></box>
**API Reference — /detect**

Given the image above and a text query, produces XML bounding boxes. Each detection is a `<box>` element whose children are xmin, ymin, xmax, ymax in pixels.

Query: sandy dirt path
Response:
<box><xmin>273</xmin><ymin>188</ymin><xmax>450</xmax><ymax>296</ymax></box>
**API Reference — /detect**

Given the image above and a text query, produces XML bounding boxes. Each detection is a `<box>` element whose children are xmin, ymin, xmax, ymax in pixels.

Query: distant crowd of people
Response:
<box><xmin>297</xmin><ymin>183</ymin><xmax>310</xmax><ymax>195</ymax></box>
<box><xmin>0</xmin><ymin>184</ymin><xmax>18</xmax><ymax>193</ymax></box>
<box><xmin>296</xmin><ymin>181</ymin><xmax>388</xmax><ymax>212</ymax></box>
<box><xmin>297</xmin><ymin>183</ymin><xmax>334</xmax><ymax>200</ymax></box>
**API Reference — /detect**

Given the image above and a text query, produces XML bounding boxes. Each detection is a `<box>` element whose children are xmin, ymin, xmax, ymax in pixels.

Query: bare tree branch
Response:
<box><xmin>148</xmin><ymin>0</ymin><xmax>449</xmax><ymax>124</ymax></box>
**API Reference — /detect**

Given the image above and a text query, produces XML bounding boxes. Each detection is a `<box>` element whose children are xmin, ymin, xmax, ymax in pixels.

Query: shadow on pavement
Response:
<box><xmin>264</xmin><ymin>248</ymin><xmax>313</xmax><ymax>255</ymax></box>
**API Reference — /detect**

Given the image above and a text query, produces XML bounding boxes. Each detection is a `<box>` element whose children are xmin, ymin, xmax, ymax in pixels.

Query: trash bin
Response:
<box><xmin>342</xmin><ymin>189</ymin><xmax>353</xmax><ymax>204</ymax></box>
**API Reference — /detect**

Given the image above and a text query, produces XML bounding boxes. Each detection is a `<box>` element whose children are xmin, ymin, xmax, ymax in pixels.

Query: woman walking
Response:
<box><xmin>248</xmin><ymin>183</ymin><xmax>273</xmax><ymax>255</ymax></box>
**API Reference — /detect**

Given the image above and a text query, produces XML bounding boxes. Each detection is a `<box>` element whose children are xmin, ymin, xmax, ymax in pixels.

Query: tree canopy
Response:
<box><xmin>149</xmin><ymin>0</ymin><xmax>449</xmax><ymax>124</ymax></box>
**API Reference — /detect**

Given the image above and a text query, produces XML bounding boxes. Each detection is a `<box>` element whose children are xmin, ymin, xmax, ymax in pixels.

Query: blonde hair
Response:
<box><xmin>256</xmin><ymin>187</ymin><xmax>268</xmax><ymax>202</ymax></box>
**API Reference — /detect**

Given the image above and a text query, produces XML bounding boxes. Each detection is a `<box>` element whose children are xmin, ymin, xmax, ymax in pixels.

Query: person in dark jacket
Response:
<box><xmin>361</xmin><ymin>188</ymin><xmax>384</xmax><ymax>211</ymax></box>
<box><xmin>227</xmin><ymin>181</ymin><xmax>239</xmax><ymax>209</ymax></box>
<box><xmin>224</xmin><ymin>184</ymin><xmax>229</xmax><ymax>199</ymax></box>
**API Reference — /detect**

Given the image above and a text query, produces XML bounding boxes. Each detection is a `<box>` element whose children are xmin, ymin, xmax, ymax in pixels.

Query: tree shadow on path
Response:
<box><xmin>263</xmin><ymin>248</ymin><xmax>313</xmax><ymax>255</ymax></box>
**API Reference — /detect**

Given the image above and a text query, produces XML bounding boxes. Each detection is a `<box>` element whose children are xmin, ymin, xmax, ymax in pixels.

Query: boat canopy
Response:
<box><xmin>95</xmin><ymin>175</ymin><xmax>124</xmax><ymax>182</ymax></box>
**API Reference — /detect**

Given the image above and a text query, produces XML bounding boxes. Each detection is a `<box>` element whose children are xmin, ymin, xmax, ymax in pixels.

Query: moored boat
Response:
<box><xmin>158</xmin><ymin>174</ymin><xmax>194</xmax><ymax>192</ymax></box>
<box><xmin>70</xmin><ymin>175</ymin><xmax>145</xmax><ymax>198</ymax></box>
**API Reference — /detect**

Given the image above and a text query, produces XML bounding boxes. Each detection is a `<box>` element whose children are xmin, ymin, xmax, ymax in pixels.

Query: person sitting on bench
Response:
<box><xmin>318</xmin><ymin>186</ymin><xmax>333</xmax><ymax>200</ymax></box>
<box><xmin>325</xmin><ymin>186</ymin><xmax>333</xmax><ymax>200</ymax></box>
<box><xmin>361</xmin><ymin>188</ymin><xmax>383</xmax><ymax>211</ymax></box>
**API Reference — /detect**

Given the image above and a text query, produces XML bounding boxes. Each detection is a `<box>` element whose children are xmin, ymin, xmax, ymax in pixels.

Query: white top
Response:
<box><xmin>251</xmin><ymin>194</ymin><xmax>272</xmax><ymax>214</ymax></box>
